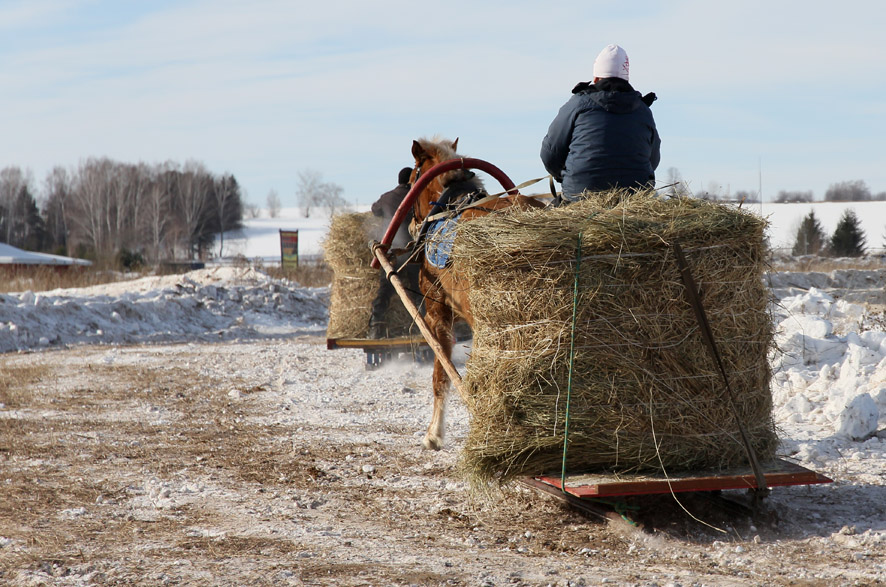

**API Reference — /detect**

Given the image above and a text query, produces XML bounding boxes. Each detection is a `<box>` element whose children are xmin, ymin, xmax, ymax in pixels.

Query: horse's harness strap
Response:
<box><xmin>424</xmin><ymin>192</ymin><xmax>493</xmax><ymax>224</ymax></box>
<box><xmin>407</xmin><ymin>173</ymin><xmax>553</xmax><ymax>266</ymax></box>
<box><xmin>422</xmin><ymin>175</ymin><xmax>552</xmax><ymax>224</ymax></box>
<box><xmin>483</xmin><ymin>175</ymin><xmax>551</xmax><ymax>199</ymax></box>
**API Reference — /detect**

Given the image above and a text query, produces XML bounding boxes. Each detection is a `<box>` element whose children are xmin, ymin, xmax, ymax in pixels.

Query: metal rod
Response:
<box><xmin>672</xmin><ymin>241</ymin><xmax>768</xmax><ymax>494</ymax></box>
<box><xmin>371</xmin><ymin>243</ymin><xmax>466</xmax><ymax>399</ymax></box>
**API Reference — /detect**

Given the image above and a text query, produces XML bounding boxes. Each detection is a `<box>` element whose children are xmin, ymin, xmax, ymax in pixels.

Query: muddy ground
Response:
<box><xmin>1</xmin><ymin>338</ymin><xmax>883</xmax><ymax>586</ymax></box>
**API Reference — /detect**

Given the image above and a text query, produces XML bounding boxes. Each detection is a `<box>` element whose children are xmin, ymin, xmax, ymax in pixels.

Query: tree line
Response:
<box><xmin>664</xmin><ymin>168</ymin><xmax>884</xmax><ymax>203</ymax></box>
<box><xmin>776</xmin><ymin>180</ymin><xmax>886</xmax><ymax>203</ymax></box>
<box><xmin>791</xmin><ymin>209</ymin><xmax>873</xmax><ymax>257</ymax></box>
<box><xmin>0</xmin><ymin>159</ymin><xmax>244</xmax><ymax>266</ymax></box>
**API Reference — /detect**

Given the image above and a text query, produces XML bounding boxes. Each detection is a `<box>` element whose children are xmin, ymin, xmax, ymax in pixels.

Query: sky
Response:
<box><xmin>2</xmin><ymin>0</ymin><xmax>885</xmax><ymax>207</ymax></box>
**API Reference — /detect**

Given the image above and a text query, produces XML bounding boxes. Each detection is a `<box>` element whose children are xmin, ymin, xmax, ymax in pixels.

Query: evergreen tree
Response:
<box><xmin>16</xmin><ymin>186</ymin><xmax>47</xmax><ymax>251</ymax></box>
<box><xmin>829</xmin><ymin>209</ymin><xmax>866</xmax><ymax>257</ymax></box>
<box><xmin>791</xmin><ymin>211</ymin><xmax>828</xmax><ymax>256</ymax></box>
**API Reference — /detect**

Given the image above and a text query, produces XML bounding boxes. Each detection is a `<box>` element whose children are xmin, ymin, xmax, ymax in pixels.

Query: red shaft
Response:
<box><xmin>370</xmin><ymin>157</ymin><xmax>518</xmax><ymax>268</ymax></box>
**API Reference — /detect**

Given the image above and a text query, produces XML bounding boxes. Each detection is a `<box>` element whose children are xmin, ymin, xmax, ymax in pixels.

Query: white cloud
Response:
<box><xmin>1</xmin><ymin>0</ymin><xmax>885</xmax><ymax>204</ymax></box>
<box><xmin>0</xmin><ymin>0</ymin><xmax>80</xmax><ymax>30</ymax></box>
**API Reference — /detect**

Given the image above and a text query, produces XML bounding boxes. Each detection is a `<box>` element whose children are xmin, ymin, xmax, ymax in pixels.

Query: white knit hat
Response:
<box><xmin>593</xmin><ymin>44</ymin><xmax>630</xmax><ymax>81</ymax></box>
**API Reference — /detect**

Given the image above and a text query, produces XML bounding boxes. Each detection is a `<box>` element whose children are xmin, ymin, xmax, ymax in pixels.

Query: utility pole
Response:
<box><xmin>758</xmin><ymin>157</ymin><xmax>763</xmax><ymax>216</ymax></box>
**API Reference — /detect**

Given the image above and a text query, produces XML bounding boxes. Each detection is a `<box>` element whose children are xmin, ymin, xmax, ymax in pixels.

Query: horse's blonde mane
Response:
<box><xmin>417</xmin><ymin>135</ymin><xmax>459</xmax><ymax>160</ymax></box>
<box><xmin>414</xmin><ymin>135</ymin><xmax>481</xmax><ymax>188</ymax></box>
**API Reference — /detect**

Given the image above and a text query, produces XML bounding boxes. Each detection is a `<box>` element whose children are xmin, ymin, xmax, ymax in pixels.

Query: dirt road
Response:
<box><xmin>1</xmin><ymin>339</ymin><xmax>883</xmax><ymax>585</ymax></box>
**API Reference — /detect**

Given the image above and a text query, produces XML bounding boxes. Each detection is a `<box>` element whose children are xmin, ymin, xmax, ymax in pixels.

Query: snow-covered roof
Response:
<box><xmin>0</xmin><ymin>242</ymin><xmax>92</xmax><ymax>266</ymax></box>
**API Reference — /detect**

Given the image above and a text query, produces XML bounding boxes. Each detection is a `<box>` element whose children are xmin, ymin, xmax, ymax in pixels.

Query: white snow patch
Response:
<box><xmin>0</xmin><ymin>266</ymin><xmax>327</xmax><ymax>353</ymax></box>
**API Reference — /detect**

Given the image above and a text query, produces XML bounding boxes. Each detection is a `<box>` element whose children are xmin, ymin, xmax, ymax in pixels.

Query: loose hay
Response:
<box><xmin>451</xmin><ymin>190</ymin><xmax>778</xmax><ymax>485</ymax></box>
<box><xmin>323</xmin><ymin>212</ymin><xmax>413</xmax><ymax>338</ymax></box>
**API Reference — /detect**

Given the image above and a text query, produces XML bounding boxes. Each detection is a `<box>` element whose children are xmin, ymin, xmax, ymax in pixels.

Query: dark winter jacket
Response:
<box><xmin>371</xmin><ymin>183</ymin><xmax>412</xmax><ymax>247</ymax></box>
<box><xmin>540</xmin><ymin>78</ymin><xmax>661</xmax><ymax>201</ymax></box>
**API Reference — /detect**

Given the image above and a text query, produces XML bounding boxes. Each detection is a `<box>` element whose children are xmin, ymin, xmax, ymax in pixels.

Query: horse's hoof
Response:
<box><xmin>422</xmin><ymin>435</ymin><xmax>443</xmax><ymax>451</ymax></box>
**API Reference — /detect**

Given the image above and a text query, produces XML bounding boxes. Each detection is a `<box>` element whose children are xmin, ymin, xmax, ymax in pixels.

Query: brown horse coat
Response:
<box><xmin>407</xmin><ymin>137</ymin><xmax>543</xmax><ymax>449</ymax></box>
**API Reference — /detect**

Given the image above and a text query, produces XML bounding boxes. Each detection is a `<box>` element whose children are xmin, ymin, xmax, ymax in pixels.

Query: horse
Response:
<box><xmin>407</xmin><ymin>137</ymin><xmax>545</xmax><ymax>450</ymax></box>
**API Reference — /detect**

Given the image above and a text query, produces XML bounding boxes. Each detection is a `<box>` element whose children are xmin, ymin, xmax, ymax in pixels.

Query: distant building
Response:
<box><xmin>0</xmin><ymin>243</ymin><xmax>92</xmax><ymax>268</ymax></box>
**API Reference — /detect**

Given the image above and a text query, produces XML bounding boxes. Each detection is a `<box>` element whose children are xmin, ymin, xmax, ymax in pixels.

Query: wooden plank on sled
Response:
<box><xmin>518</xmin><ymin>478</ymin><xmax>627</xmax><ymax>524</ymax></box>
<box><xmin>531</xmin><ymin>459</ymin><xmax>832</xmax><ymax>499</ymax></box>
<box><xmin>326</xmin><ymin>335</ymin><xmax>429</xmax><ymax>351</ymax></box>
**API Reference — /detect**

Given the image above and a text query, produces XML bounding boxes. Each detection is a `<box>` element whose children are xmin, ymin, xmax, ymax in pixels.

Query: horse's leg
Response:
<box><xmin>422</xmin><ymin>285</ymin><xmax>454</xmax><ymax>451</ymax></box>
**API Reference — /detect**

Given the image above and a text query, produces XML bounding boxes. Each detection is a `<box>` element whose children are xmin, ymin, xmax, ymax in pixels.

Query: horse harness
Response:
<box><xmin>399</xmin><ymin>172</ymin><xmax>490</xmax><ymax>269</ymax></box>
<box><xmin>398</xmin><ymin>166</ymin><xmax>552</xmax><ymax>271</ymax></box>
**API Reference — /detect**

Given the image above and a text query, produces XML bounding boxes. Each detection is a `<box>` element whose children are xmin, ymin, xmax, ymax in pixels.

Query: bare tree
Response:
<box><xmin>320</xmin><ymin>182</ymin><xmax>349</xmax><ymax>217</ymax></box>
<box><xmin>295</xmin><ymin>170</ymin><xmax>347</xmax><ymax>218</ymax></box>
<box><xmin>244</xmin><ymin>202</ymin><xmax>261</xmax><ymax>219</ymax></box>
<box><xmin>140</xmin><ymin>163</ymin><xmax>174</xmax><ymax>263</ymax></box>
<box><xmin>775</xmin><ymin>190</ymin><xmax>814</xmax><ymax>203</ymax></box>
<box><xmin>113</xmin><ymin>162</ymin><xmax>151</xmax><ymax>254</ymax></box>
<box><xmin>68</xmin><ymin>158</ymin><xmax>117</xmax><ymax>257</ymax></box>
<box><xmin>32</xmin><ymin>158</ymin><xmax>242</xmax><ymax>265</ymax></box>
<box><xmin>734</xmin><ymin>190</ymin><xmax>760</xmax><ymax>203</ymax></box>
<box><xmin>661</xmin><ymin>167</ymin><xmax>690</xmax><ymax>197</ymax></box>
<box><xmin>825</xmin><ymin>180</ymin><xmax>871</xmax><ymax>202</ymax></box>
<box><xmin>42</xmin><ymin>166</ymin><xmax>72</xmax><ymax>252</ymax></box>
<box><xmin>173</xmin><ymin>160</ymin><xmax>213</xmax><ymax>259</ymax></box>
<box><xmin>213</xmin><ymin>174</ymin><xmax>244</xmax><ymax>258</ymax></box>
<box><xmin>699</xmin><ymin>181</ymin><xmax>725</xmax><ymax>201</ymax></box>
<box><xmin>296</xmin><ymin>170</ymin><xmax>323</xmax><ymax>218</ymax></box>
<box><xmin>266</xmin><ymin>189</ymin><xmax>281</xmax><ymax>218</ymax></box>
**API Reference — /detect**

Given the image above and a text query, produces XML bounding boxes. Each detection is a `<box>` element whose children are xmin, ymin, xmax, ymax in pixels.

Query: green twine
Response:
<box><xmin>561</xmin><ymin>232</ymin><xmax>582</xmax><ymax>492</ymax></box>
<box><xmin>590</xmin><ymin>498</ymin><xmax>641</xmax><ymax>526</ymax></box>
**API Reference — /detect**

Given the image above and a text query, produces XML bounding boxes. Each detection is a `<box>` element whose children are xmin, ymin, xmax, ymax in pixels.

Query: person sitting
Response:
<box><xmin>540</xmin><ymin>44</ymin><xmax>661</xmax><ymax>205</ymax></box>
<box><xmin>368</xmin><ymin>167</ymin><xmax>421</xmax><ymax>339</ymax></box>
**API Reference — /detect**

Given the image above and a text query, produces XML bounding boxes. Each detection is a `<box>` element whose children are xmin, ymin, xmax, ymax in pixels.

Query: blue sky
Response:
<box><xmin>2</xmin><ymin>0</ymin><xmax>884</xmax><ymax>206</ymax></box>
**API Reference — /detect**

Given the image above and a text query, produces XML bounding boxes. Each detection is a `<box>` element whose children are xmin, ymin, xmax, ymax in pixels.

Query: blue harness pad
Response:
<box><xmin>425</xmin><ymin>215</ymin><xmax>461</xmax><ymax>269</ymax></box>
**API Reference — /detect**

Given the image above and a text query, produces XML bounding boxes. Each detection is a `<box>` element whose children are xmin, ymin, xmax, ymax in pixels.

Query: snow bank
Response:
<box><xmin>772</xmin><ymin>287</ymin><xmax>886</xmax><ymax>443</ymax></box>
<box><xmin>2</xmin><ymin>266</ymin><xmax>884</xmax><ymax>454</ymax></box>
<box><xmin>0</xmin><ymin>267</ymin><xmax>328</xmax><ymax>353</ymax></box>
<box><xmin>768</xmin><ymin>269</ymin><xmax>886</xmax><ymax>304</ymax></box>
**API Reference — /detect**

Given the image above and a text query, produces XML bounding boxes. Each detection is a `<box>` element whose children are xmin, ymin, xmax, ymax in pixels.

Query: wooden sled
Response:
<box><xmin>326</xmin><ymin>335</ymin><xmax>432</xmax><ymax>369</ymax></box>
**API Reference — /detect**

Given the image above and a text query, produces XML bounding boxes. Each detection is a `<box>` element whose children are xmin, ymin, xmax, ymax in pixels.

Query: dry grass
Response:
<box><xmin>0</xmin><ymin>350</ymin><xmax>322</xmax><ymax>579</ymax></box>
<box><xmin>450</xmin><ymin>190</ymin><xmax>778</xmax><ymax>485</ymax></box>
<box><xmin>322</xmin><ymin>212</ymin><xmax>414</xmax><ymax>338</ymax></box>
<box><xmin>0</xmin><ymin>363</ymin><xmax>51</xmax><ymax>408</ymax></box>
<box><xmin>0</xmin><ymin>343</ymin><xmax>873</xmax><ymax>584</ymax></box>
<box><xmin>0</xmin><ymin>266</ymin><xmax>130</xmax><ymax>293</ymax></box>
<box><xmin>263</xmin><ymin>259</ymin><xmax>333</xmax><ymax>287</ymax></box>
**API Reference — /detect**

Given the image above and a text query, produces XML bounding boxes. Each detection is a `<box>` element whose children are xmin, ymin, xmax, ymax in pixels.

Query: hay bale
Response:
<box><xmin>323</xmin><ymin>212</ymin><xmax>414</xmax><ymax>339</ymax></box>
<box><xmin>451</xmin><ymin>190</ymin><xmax>778</xmax><ymax>485</ymax></box>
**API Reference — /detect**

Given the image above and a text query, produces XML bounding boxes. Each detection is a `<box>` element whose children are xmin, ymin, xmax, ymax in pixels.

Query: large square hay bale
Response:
<box><xmin>450</xmin><ymin>191</ymin><xmax>777</xmax><ymax>484</ymax></box>
<box><xmin>322</xmin><ymin>212</ymin><xmax>413</xmax><ymax>339</ymax></box>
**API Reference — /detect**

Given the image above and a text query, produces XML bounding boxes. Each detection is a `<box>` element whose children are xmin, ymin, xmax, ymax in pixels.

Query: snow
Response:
<box><xmin>770</xmin><ymin>286</ymin><xmax>886</xmax><ymax>444</ymax></box>
<box><xmin>2</xmin><ymin>204</ymin><xmax>886</xmax><ymax>556</ymax></box>
<box><xmin>3</xmin><ymin>257</ymin><xmax>884</xmax><ymax>458</ymax></box>
<box><xmin>221</xmin><ymin>200</ymin><xmax>886</xmax><ymax>261</ymax></box>
<box><xmin>760</xmin><ymin>200</ymin><xmax>886</xmax><ymax>252</ymax></box>
<box><xmin>220</xmin><ymin>206</ymin><xmax>371</xmax><ymax>261</ymax></box>
<box><xmin>0</xmin><ymin>266</ymin><xmax>328</xmax><ymax>353</ymax></box>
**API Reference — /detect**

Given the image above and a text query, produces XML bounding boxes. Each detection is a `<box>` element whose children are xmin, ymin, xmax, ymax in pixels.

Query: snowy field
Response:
<box><xmin>220</xmin><ymin>199</ymin><xmax>886</xmax><ymax>261</ymax></box>
<box><xmin>1</xmin><ymin>201</ymin><xmax>886</xmax><ymax>583</ymax></box>
<box><xmin>761</xmin><ymin>200</ymin><xmax>886</xmax><ymax>252</ymax></box>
